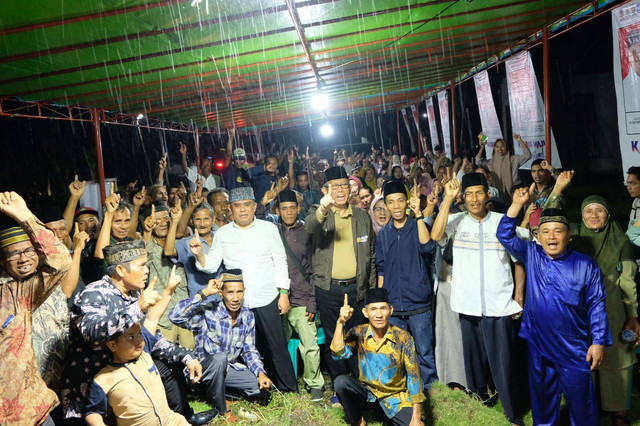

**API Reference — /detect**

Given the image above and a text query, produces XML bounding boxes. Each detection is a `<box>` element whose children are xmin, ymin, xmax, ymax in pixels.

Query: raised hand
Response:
<box><xmin>338</xmin><ymin>294</ymin><xmax>354</xmax><ymax>325</ymax></box>
<box><xmin>555</xmin><ymin>170</ymin><xmax>575</xmax><ymax>193</ymax></box>
<box><xmin>69</xmin><ymin>175</ymin><xmax>86</xmax><ymax>197</ymax></box>
<box><xmin>125</xmin><ymin>180</ymin><xmax>139</xmax><ymax>195</ymax></box>
<box><xmin>0</xmin><ymin>192</ymin><xmax>32</xmax><ymax>223</ymax></box>
<box><xmin>187</xmin><ymin>192</ymin><xmax>203</xmax><ymax>208</ymax></box>
<box><xmin>203</xmin><ymin>278</ymin><xmax>221</xmax><ymax>298</ymax></box>
<box><xmin>512</xmin><ymin>187</ymin><xmax>530</xmax><ymax>206</ymax></box>
<box><xmin>73</xmin><ymin>222</ymin><xmax>91</xmax><ymax>252</ymax></box>
<box><xmin>138</xmin><ymin>277</ymin><xmax>160</xmax><ymax>312</ymax></box>
<box><xmin>179</xmin><ymin>142</ymin><xmax>187</xmax><ymax>156</ymax></box>
<box><xmin>320</xmin><ymin>185</ymin><xmax>335</xmax><ymax>213</ymax></box>
<box><xmin>524</xmin><ymin>203</ymin><xmax>537</xmax><ymax>218</ymax></box>
<box><xmin>170</xmin><ymin>204</ymin><xmax>182</xmax><ymax>222</ymax></box>
<box><xmin>288</xmin><ymin>149</ymin><xmax>295</xmax><ymax>164</ymax></box>
<box><xmin>443</xmin><ymin>174</ymin><xmax>461</xmax><ymax>199</ymax></box>
<box><xmin>540</xmin><ymin>160</ymin><xmax>553</xmax><ymax>172</ymax></box>
<box><xmin>158</xmin><ymin>153</ymin><xmax>168</xmax><ymax>170</ymax></box>
<box><xmin>143</xmin><ymin>205</ymin><xmax>157</xmax><ymax>233</ymax></box>
<box><xmin>189</xmin><ymin>229</ymin><xmax>204</xmax><ymax>258</ymax></box>
<box><xmin>276</xmin><ymin>176</ymin><xmax>289</xmax><ymax>193</ymax></box>
<box><xmin>105</xmin><ymin>185</ymin><xmax>121</xmax><ymax>214</ymax></box>
<box><xmin>133</xmin><ymin>186</ymin><xmax>146</xmax><ymax>208</ymax></box>
<box><xmin>261</xmin><ymin>182</ymin><xmax>278</xmax><ymax>206</ymax></box>
<box><xmin>228</xmin><ymin>127</ymin><xmax>236</xmax><ymax>140</ymax></box>
<box><xmin>166</xmin><ymin>265</ymin><xmax>181</xmax><ymax>293</ymax></box>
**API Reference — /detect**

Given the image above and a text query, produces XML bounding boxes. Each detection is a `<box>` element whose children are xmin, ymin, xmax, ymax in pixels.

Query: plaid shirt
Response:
<box><xmin>169</xmin><ymin>295</ymin><xmax>265</xmax><ymax>377</ymax></box>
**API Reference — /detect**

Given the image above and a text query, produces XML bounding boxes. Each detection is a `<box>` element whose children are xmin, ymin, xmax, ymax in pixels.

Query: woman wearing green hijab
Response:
<box><xmin>571</xmin><ymin>195</ymin><xmax>639</xmax><ymax>425</ymax></box>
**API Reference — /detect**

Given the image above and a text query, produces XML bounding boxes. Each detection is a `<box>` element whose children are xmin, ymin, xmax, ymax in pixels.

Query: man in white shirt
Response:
<box><xmin>431</xmin><ymin>172</ymin><xmax>525</xmax><ymax>426</ymax></box>
<box><xmin>180</xmin><ymin>141</ymin><xmax>222</xmax><ymax>192</ymax></box>
<box><xmin>188</xmin><ymin>186</ymin><xmax>298</xmax><ymax>393</ymax></box>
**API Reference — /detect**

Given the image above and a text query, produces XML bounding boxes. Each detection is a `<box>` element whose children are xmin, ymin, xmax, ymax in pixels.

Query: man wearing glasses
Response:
<box><xmin>305</xmin><ymin>166</ymin><xmax>376</xmax><ymax>391</ymax></box>
<box><xmin>625</xmin><ymin>166</ymin><xmax>640</xmax><ymax>251</ymax></box>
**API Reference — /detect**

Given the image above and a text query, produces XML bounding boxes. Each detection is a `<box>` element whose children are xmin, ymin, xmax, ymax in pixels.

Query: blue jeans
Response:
<box><xmin>390</xmin><ymin>309</ymin><xmax>438</xmax><ymax>389</ymax></box>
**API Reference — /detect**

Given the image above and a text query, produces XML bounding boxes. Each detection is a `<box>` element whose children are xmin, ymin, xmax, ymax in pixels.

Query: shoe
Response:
<box><xmin>188</xmin><ymin>408</ymin><xmax>219</xmax><ymax>425</ymax></box>
<box><xmin>310</xmin><ymin>387</ymin><xmax>324</xmax><ymax>402</ymax></box>
<box><xmin>329</xmin><ymin>394</ymin><xmax>342</xmax><ymax>408</ymax></box>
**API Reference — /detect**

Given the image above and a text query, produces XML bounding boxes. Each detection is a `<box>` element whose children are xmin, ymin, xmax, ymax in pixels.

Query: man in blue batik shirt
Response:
<box><xmin>497</xmin><ymin>186</ymin><xmax>612</xmax><ymax>426</ymax></box>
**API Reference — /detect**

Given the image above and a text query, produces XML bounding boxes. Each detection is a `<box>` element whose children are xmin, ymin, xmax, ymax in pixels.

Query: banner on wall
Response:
<box><xmin>401</xmin><ymin>108</ymin><xmax>416</xmax><ymax>153</ymax></box>
<box><xmin>473</xmin><ymin>70</ymin><xmax>503</xmax><ymax>158</ymax></box>
<box><xmin>612</xmin><ymin>1</ymin><xmax>640</xmax><ymax>177</ymax></box>
<box><xmin>505</xmin><ymin>51</ymin><xmax>561</xmax><ymax>168</ymax></box>
<box><xmin>437</xmin><ymin>90</ymin><xmax>452</xmax><ymax>159</ymax></box>
<box><xmin>425</xmin><ymin>97</ymin><xmax>440</xmax><ymax>155</ymax></box>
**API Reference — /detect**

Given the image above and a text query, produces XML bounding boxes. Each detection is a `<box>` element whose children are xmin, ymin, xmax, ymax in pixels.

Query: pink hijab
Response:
<box><xmin>369</xmin><ymin>195</ymin><xmax>386</xmax><ymax>235</ymax></box>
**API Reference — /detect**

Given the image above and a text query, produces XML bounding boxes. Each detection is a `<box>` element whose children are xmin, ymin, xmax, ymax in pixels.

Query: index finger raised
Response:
<box><xmin>343</xmin><ymin>293</ymin><xmax>349</xmax><ymax>307</ymax></box>
<box><xmin>145</xmin><ymin>277</ymin><xmax>157</xmax><ymax>294</ymax></box>
<box><xmin>74</xmin><ymin>222</ymin><xmax>79</xmax><ymax>234</ymax></box>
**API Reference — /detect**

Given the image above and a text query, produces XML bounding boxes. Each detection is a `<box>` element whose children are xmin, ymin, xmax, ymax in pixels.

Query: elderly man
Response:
<box><xmin>498</xmin><ymin>189</ymin><xmax>612</xmax><ymax>426</ymax></box>
<box><xmin>190</xmin><ymin>186</ymin><xmax>297</xmax><ymax>392</ymax></box>
<box><xmin>61</xmin><ymin>241</ymin><xmax>217</xmax><ymax>426</ymax></box>
<box><xmin>207</xmin><ymin>188</ymin><xmax>232</xmax><ymax>231</ymax></box>
<box><xmin>180</xmin><ymin>142</ymin><xmax>222</xmax><ymax>192</ymax></box>
<box><xmin>305</xmin><ymin>166</ymin><xmax>377</xmax><ymax>390</ymax></box>
<box><xmin>0</xmin><ymin>192</ymin><xmax>72</xmax><ymax>426</ymax></box>
<box><xmin>431</xmin><ymin>172</ymin><xmax>525</xmax><ymax>425</ymax></box>
<box><xmin>331</xmin><ymin>288</ymin><xmax>425</xmax><ymax>426</ymax></box>
<box><xmin>170</xmin><ymin>270</ymin><xmax>273</xmax><ymax>417</ymax></box>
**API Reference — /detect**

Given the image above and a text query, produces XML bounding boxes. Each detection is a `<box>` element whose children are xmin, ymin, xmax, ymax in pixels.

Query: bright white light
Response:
<box><xmin>136</xmin><ymin>113</ymin><xmax>145</xmax><ymax>120</ymax></box>
<box><xmin>312</xmin><ymin>92</ymin><xmax>329</xmax><ymax>111</ymax></box>
<box><xmin>422</xmin><ymin>113</ymin><xmax>427</xmax><ymax>118</ymax></box>
<box><xmin>320</xmin><ymin>123</ymin><xmax>334</xmax><ymax>137</ymax></box>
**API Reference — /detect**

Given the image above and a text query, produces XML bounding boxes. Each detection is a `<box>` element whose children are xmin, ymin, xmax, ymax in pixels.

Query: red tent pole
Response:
<box><xmin>91</xmin><ymin>108</ymin><xmax>106</xmax><ymax>206</ymax></box>
<box><xmin>451</xmin><ymin>80</ymin><xmax>458</xmax><ymax>155</ymax></box>
<box><xmin>543</xmin><ymin>27</ymin><xmax>552</xmax><ymax>163</ymax></box>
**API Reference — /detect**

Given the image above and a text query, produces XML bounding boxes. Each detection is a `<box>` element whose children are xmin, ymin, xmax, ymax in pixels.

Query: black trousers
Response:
<box><xmin>155</xmin><ymin>358</ymin><xmax>195</xmax><ymax>419</ymax></box>
<box><xmin>459</xmin><ymin>314</ymin><xmax>521</xmax><ymax>423</ymax></box>
<box><xmin>335</xmin><ymin>374</ymin><xmax>414</xmax><ymax>426</ymax></box>
<box><xmin>252</xmin><ymin>295</ymin><xmax>298</xmax><ymax>392</ymax></box>
<box><xmin>315</xmin><ymin>283</ymin><xmax>364</xmax><ymax>381</ymax></box>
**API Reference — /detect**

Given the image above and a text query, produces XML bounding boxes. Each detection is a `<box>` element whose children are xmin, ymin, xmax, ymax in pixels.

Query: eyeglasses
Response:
<box><xmin>5</xmin><ymin>247</ymin><xmax>37</xmax><ymax>262</ymax></box>
<box><xmin>330</xmin><ymin>183</ymin><xmax>350</xmax><ymax>190</ymax></box>
<box><xmin>373</xmin><ymin>207</ymin><xmax>387</xmax><ymax>213</ymax></box>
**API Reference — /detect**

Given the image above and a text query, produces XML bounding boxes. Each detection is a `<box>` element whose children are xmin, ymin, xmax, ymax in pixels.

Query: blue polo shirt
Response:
<box><xmin>376</xmin><ymin>218</ymin><xmax>435</xmax><ymax>312</ymax></box>
<box><xmin>173</xmin><ymin>231</ymin><xmax>222</xmax><ymax>298</ymax></box>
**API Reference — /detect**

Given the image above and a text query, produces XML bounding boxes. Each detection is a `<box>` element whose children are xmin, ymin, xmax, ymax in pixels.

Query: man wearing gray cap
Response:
<box><xmin>221</xmin><ymin>128</ymin><xmax>255</xmax><ymax>190</ymax></box>
<box><xmin>190</xmin><ymin>186</ymin><xmax>298</xmax><ymax>392</ymax></box>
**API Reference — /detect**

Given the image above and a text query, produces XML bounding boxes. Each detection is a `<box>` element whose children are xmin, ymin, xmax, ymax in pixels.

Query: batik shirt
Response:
<box><xmin>169</xmin><ymin>295</ymin><xmax>265</xmax><ymax>376</ymax></box>
<box><xmin>332</xmin><ymin>324</ymin><xmax>425</xmax><ymax>418</ymax></box>
<box><xmin>61</xmin><ymin>276</ymin><xmax>195</xmax><ymax>419</ymax></box>
<box><xmin>0</xmin><ymin>217</ymin><xmax>71</xmax><ymax>425</ymax></box>
<box><xmin>32</xmin><ymin>286</ymin><xmax>70</xmax><ymax>394</ymax></box>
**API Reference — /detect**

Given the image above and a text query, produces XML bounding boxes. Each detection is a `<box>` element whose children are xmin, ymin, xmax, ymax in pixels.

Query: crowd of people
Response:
<box><xmin>1</xmin><ymin>129</ymin><xmax>640</xmax><ymax>426</ymax></box>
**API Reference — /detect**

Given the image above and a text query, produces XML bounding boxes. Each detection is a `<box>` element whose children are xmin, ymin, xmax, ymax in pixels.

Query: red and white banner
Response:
<box><xmin>437</xmin><ymin>90</ymin><xmax>452</xmax><ymax>159</ymax></box>
<box><xmin>425</xmin><ymin>97</ymin><xmax>440</xmax><ymax>155</ymax></box>
<box><xmin>613</xmin><ymin>1</ymin><xmax>640</xmax><ymax>177</ymax></box>
<box><xmin>505</xmin><ymin>51</ymin><xmax>561</xmax><ymax>168</ymax></box>
<box><xmin>410</xmin><ymin>104</ymin><xmax>426</xmax><ymax>153</ymax></box>
<box><xmin>473</xmin><ymin>70</ymin><xmax>503</xmax><ymax>158</ymax></box>
<box><xmin>401</xmin><ymin>108</ymin><xmax>416</xmax><ymax>153</ymax></box>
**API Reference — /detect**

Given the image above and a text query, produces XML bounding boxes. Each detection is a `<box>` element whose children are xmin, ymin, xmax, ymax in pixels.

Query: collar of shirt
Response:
<box><xmin>364</xmin><ymin>324</ymin><xmax>397</xmax><ymax>349</ymax></box>
<box><xmin>331</xmin><ymin>204</ymin><xmax>353</xmax><ymax>218</ymax></box>
<box><xmin>231</xmin><ymin>218</ymin><xmax>257</xmax><ymax>230</ymax></box>
<box><xmin>465</xmin><ymin>210</ymin><xmax>491</xmax><ymax>224</ymax></box>
<box><xmin>279</xmin><ymin>218</ymin><xmax>303</xmax><ymax>231</ymax></box>
<box><xmin>104</xmin><ymin>275</ymin><xmax>139</xmax><ymax>302</ymax></box>
<box><xmin>541</xmin><ymin>246</ymin><xmax>573</xmax><ymax>262</ymax></box>
<box><xmin>213</xmin><ymin>301</ymin><xmax>250</xmax><ymax>326</ymax></box>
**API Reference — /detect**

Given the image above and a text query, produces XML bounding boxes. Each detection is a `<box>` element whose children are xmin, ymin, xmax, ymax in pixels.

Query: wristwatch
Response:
<box><xmin>197</xmin><ymin>290</ymin><xmax>207</xmax><ymax>300</ymax></box>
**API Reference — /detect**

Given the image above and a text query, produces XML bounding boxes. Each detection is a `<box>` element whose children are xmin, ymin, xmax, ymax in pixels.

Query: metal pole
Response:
<box><xmin>396</xmin><ymin>110</ymin><xmax>402</xmax><ymax>155</ymax></box>
<box><xmin>543</xmin><ymin>27</ymin><xmax>552</xmax><ymax>163</ymax></box>
<box><xmin>91</xmin><ymin>108</ymin><xmax>107</xmax><ymax>206</ymax></box>
<box><xmin>451</xmin><ymin>80</ymin><xmax>458</xmax><ymax>156</ymax></box>
<box><xmin>195</xmin><ymin>127</ymin><xmax>201</xmax><ymax>167</ymax></box>
<box><xmin>416</xmin><ymin>104</ymin><xmax>423</xmax><ymax>158</ymax></box>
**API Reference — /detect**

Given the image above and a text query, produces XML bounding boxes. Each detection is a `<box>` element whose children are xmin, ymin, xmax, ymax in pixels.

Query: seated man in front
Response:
<box><xmin>331</xmin><ymin>288</ymin><xmax>425</xmax><ymax>426</ymax></box>
<box><xmin>169</xmin><ymin>269</ymin><xmax>273</xmax><ymax>417</ymax></box>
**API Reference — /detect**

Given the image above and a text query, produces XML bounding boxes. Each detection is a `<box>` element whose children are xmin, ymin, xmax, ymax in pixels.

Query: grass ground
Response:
<box><xmin>187</xmin><ymin>371</ymin><xmax>640</xmax><ymax>425</ymax></box>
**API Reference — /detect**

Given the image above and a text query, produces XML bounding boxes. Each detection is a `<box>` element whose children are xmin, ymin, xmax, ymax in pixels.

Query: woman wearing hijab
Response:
<box><xmin>368</xmin><ymin>196</ymin><xmax>389</xmax><ymax>235</ymax></box>
<box><xmin>476</xmin><ymin>134</ymin><xmax>531</xmax><ymax>200</ymax></box>
<box><xmin>348</xmin><ymin>176</ymin><xmax>362</xmax><ymax>206</ymax></box>
<box><xmin>571</xmin><ymin>196</ymin><xmax>639</xmax><ymax>426</ymax></box>
<box><xmin>358</xmin><ymin>166</ymin><xmax>378</xmax><ymax>192</ymax></box>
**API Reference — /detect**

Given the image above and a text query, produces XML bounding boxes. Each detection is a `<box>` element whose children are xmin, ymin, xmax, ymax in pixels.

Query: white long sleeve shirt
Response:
<box><xmin>195</xmin><ymin>218</ymin><xmax>290</xmax><ymax>308</ymax></box>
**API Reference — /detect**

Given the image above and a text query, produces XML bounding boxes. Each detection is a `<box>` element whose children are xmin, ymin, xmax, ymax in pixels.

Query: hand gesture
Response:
<box><xmin>524</xmin><ymin>203</ymin><xmax>537</xmax><ymax>218</ymax></box>
<box><xmin>170</xmin><ymin>204</ymin><xmax>182</xmax><ymax>222</ymax></box>
<box><xmin>540</xmin><ymin>160</ymin><xmax>553</xmax><ymax>172</ymax></box>
<box><xmin>374</xmin><ymin>187</ymin><xmax>382</xmax><ymax>198</ymax></box>
<box><xmin>409</xmin><ymin>196</ymin><xmax>422</xmax><ymax>216</ymax></box>
<box><xmin>158</xmin><ymin>153</ymin><xmax>168</xmax><ymax>170</ymax></box>
<box><xmin>320</xmin><ymin>185</ymin><xmax>335</xmax><ymax>212</ymax></box>
<box><xmin>228</xmin><ymin>127</ymin><xmax>236</xmax><ymax>140</ymax></box>
<box><xmin>513</xmin><ymin>133</ymin><xmax>523</xmax><ymax>142</ymax></box>
<box><xmin>288</xmin><ymin>149</ymin><xmax>295</xmax><ymax>163</ymax></box>
<box><xmin>261</xmin><ymin>182</ymin><xmax>278</xmax><ymax>206</ymax></box>
<box><xmin>166</xmin><ymin>265</ymin><xmax>181</xmax><ymax>293</ymax></box>
<box><xmin>132</xmin><ymin>186</ymin><xmax>146</xmax><ymax>208</ymax></box>
<box><xmin>334</xmin><ymin>148</ymin><xmax>338</xmax><ymax>155</ymax></box>
<box><xmin>443</xmin><ymin>174</ymin><xmax>461</xmax><ymax>200</ymax></box>
<box><xmin>453</xmin><ymin>156</ymin><xmax>461</xmax><ymax>167</ymax></box>
<box><xmin>258</xmin><ymin>372</ymin><xmax>273</xmax><ymax>390</ymax></box>
<box><xmin>189</xmin><ymin>229</ymin><xmax>204</xmax><ymax>258</ymax></box>
<box><xmin>125</xmin><ymin>180</ymin><xmax>139</xmax><ymax>195</ymax></box>
<box><xmin>179</xmin><ymin>142</ymin><xmax>187</xmax><ymax>156</ymax></box>
<box><xmin>555</xmin><ymin>170</ymin><xmax>574</xmax><ymax>193</ymax></box>
<box><xmin>72</xmin><ymin>223</ymin><xmax>90</xmax><ymax>252</ymax></box>
<box><xmin>186</xmin><ymin>359</ymin><xmax>203</xmax><ymax>384</ymax></box>
<box><xmin>512</xmin><ymin>187</ymin><xmax>529</xmax><ymax>206</ymax></box>
<box><xmin>138</xmin><ymin>277</ymin><xmax>160</xmax><ymax>312</ymax></box>
<box><xmin>105</xmin><ymin>185</ymin><xmax>121</xmax><ymax>214</ymax></box>
<box><xmin>276</xmin><ymin>176</ymin><xmax>289</xmax><ymax>193</ymax></box>
<box><xmin>203</xmin><ymin>278</ymin><xmax>221</xmax><ymax>298</ymax></box>
<box><xmin>69</xmin><ymin>175</ymin><xmax>86</xmax><ymax>197</ymax></box>
<box><xmin>294</xmin><ymin>144</ymin><xmax>299</xmax><ymax>152</ymax></box>
<box><xmin>0</xmin><ymin>192</ymin><xmax>32</xmax><ymax>223</ymax></box>
<box><xmin>187</xmin><ymin>192</ymin><xmax>203</xmax><ymax>208</ymax></box>
<box><xmin>338</xmin><ymin>294</ymin><xmax>354</xmax><ymax>325</ymax></box>
<box><xmin>143</xmin><ymin>205</ymin><xmax>157</xmax><ymax>233</ymax></box>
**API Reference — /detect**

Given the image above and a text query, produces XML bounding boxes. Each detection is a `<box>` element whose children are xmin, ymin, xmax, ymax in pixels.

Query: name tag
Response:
<box><xmin>356</xmin><ymin>235</ymin><xmax>368</xmax><ymax>243</ymax></box>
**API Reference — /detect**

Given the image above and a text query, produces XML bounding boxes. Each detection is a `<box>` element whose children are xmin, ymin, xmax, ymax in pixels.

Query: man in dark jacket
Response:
<box><xmin>376</xmin><ymin>181</ymin><xmax>437</xmax><ymax>390</ymax></box>
<box><xmin>305</xmin><ymin>166</ymin><xmax>376</xmax><ymax>384</ymax></box>
<box><xmin>274</xmin><ymin>189</ymin><xmax>325</xmax><ymax>402</ymax></box>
